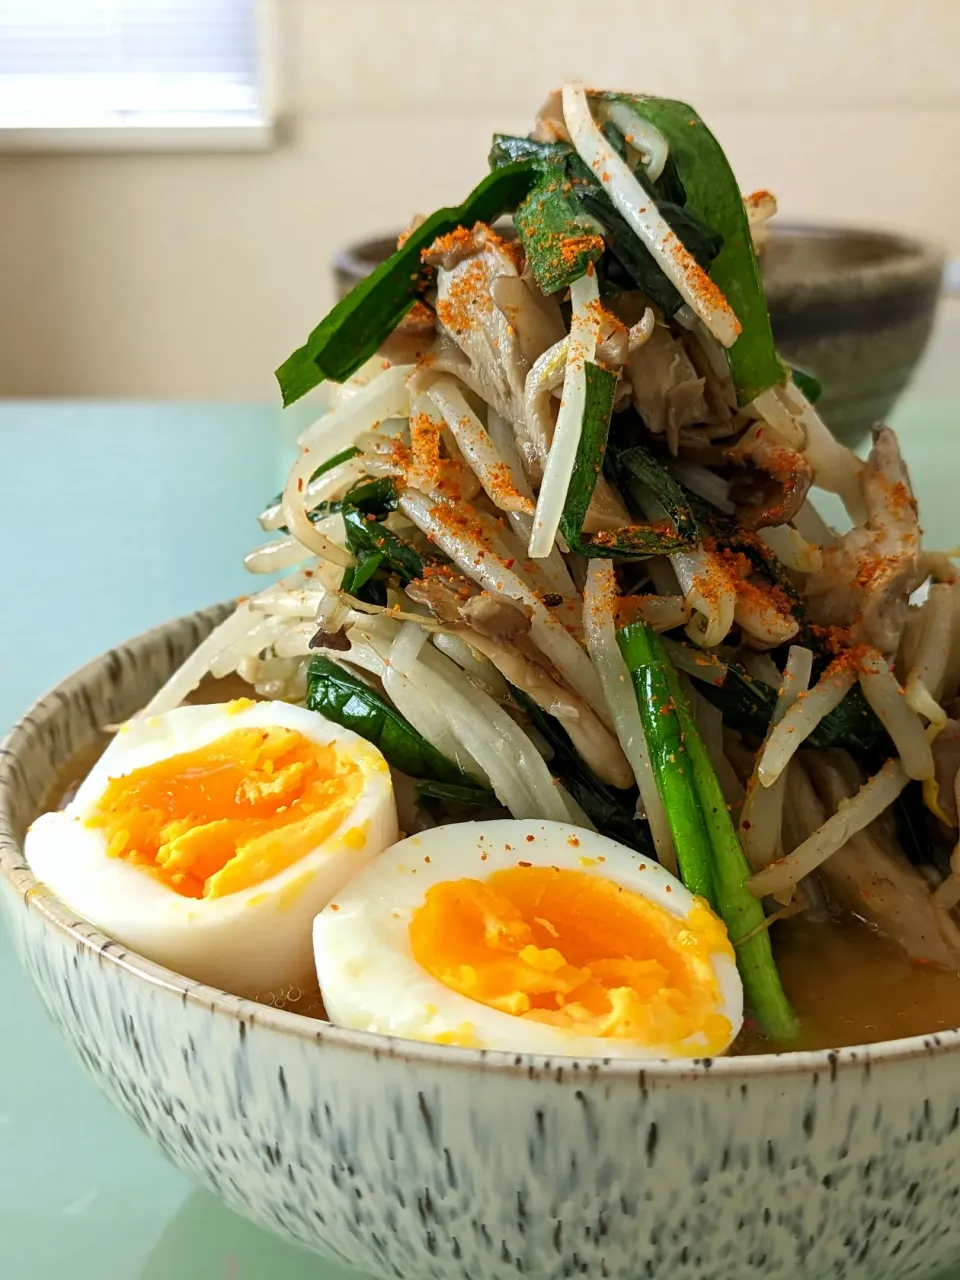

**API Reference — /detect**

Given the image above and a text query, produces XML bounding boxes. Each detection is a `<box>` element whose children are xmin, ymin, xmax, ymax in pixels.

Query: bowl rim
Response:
<box><xmin>761</xmin><ymin>220</ymin><xmax>945</xmax><ymax>312</ymax></box>
<box><xmin>3</xmin><ymin>605</ymin><xmax>960</xmax><ymax>1082</ymax></box>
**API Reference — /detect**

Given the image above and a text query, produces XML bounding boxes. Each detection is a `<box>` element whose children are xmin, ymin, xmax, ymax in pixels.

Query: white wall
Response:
<box><xmin>2</xmin><ymin>0</ymin><xmax>959</xmax><ymax>400</ymax></box>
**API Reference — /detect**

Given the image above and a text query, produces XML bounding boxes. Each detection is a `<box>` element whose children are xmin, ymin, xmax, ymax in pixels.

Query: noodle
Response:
<box><xmin>594</xmin><ymin>98</ymin><xmax>669</xmax><ymax>181</ymax></box>
<box><xmin>758</xmin><ymin>661</ymin><xmax>856</xmax><ymax>787</ymax></box>
<box><xmin>529</xmin><ymin>270</ymin><xmax>600</xmax><ymax>557</ymax></box>
<box><xmin>669</xmin><ymin>461</ymin><xmax>735</xmax><ymax>514</ymax></box>
<box><xmin>486</xmin><ymin>407</ymin><xmax>577</xmax><ymax>598</ymax></box>
<box><xmin>141</xmin><ymin>603</ymin><xmax>263</xmax><ymax>715</ymax></box>
<box><xmin>905</xmin><ymin>582</ymin><xmax>953</xmax><ymax>730</ymax></box>
<box><xmin>522</xmin><ymin>337</ymin><xmax>568</xmax><ymax>475</ymax></box>
<box><xmin>748</xmin><ymin>759</ymin><xmax>909</xmax><ymax>897</ymax></box>
<box><xmin>258</xmin><ymin>456</ymin><xmax>365</xmax><ymax>531</ymax></box>
<box><xmin>243</xmin><ymin>521</ymin><xmax>342</xmax><ymax>574</ymax></box>
<box><xmin>296</xmin><ymin>364</ymin><xmax>412</xmax><ymax>450</ymax></box>
<box><xmin>427</xmin><ymin>380</ymin><xmax>534</xmax><ymax>517</ymax></box>
<box><xmin>429</xmin><ymin>632</ymin><xmax>508</xmax><ymax>697</ymax></box>
<box><xmin>408</xmin><ymin>652</ymin><xmax>569</xmax><ymax>821</ymax></box>
<box><xmin>739</xmin><ymin>646</ymin><xmax>814</xmax><ymax>872</ymax></box>
<box><xmin>399</xmin><ymin>488</ymin><xmax>610</xmax><ymax>721</ymax></box>
<box><xmin>347</xmin><ymin>626</ymin><xmax>487</xmax><ymax>780</ymax></box>
<box><xmin>758</xmin><ymin>524</ymin><xmax>823</xmax><ymax>575</ymax></box>
<box><xmin>583</xmin><ymin>559</ymin><xmax>677</xmax><ymax>872</ymax></box>
<box><xmin>857</xmin><ymin>648</ymin><xmax>935</xmax><ymax>780</ymax></box>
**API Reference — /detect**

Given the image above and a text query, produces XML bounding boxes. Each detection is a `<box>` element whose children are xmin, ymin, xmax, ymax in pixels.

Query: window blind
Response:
<box><xmin>0</xmin><ymin>0</ymin><xmax>269</xmax><ymax>138</ymax></box>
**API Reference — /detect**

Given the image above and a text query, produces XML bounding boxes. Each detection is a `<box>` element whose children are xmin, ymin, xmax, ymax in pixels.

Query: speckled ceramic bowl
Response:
<box><xmin>4</xmin><ymin>606</ymin><xmax>960</xmax><ymax>1280</ymax></box>
<box><xmin>333</xmin><ymin>222</ymin><xmax>944</xmax><ymax>449</ymax></box>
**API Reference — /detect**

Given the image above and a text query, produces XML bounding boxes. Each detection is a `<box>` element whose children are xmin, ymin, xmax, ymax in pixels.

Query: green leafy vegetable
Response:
<box><xmin>599</xmin><ymin>124</ymin><xmax>724</xmax><ymax>269</ymax></box>
<box><xmin>693</xmin><ymin>658</ymin><xmax>779</xmax><ymax>741</ymax></box>
<box><xmin>810</xmin><ymin>683</ymin><xmax>891</xmax><ymax>754</ymax></box>
<box><xmin>597</xmin><ymin>93</ymin><xmax>781</xmax><ymax>405</ymax></box>
<box><xmin>489</xmin><ymin>133</ymin><xmax>568</xmax><ymax>169</ymax></box>
<box><xmin>611</xmin><ymin>442</ymin><xmax>700</xmax><ymax>544</ymax></box>
<box><xmin>510</xmin><ymin>686</ymin><xmax>651</xmax><ymax>855</ymax></box>
<box><xmin>559</xmin><ymin>368</ymin><xmax>697</xmax><ymax>558</ymax></box>
<box><xmin>306</xmin><ymin>657</ymin><xmax>494</xmax><ymax>806</ymax></box>
<box><xmin>274</xmin><ymin>498</ymin><xmax>342</xmax><ymax>537</ymax></box>
<box><xmin>787</xmin><ymin>363</ymin><xmax>822</xmax><ymax>404</ymax></box>
<box><xmin>340</xmin><ymin>550</ymin><xmax>386</xmax><ymax>602</ymax></box>
<box><xmin>341</xmin><ymin>509</ymin><xmax>424</xmax><ymax>583</ymax></box>
<box><xmin>618</xmin><ymin>622</ymin><xmax>798</xmax><ymax>1040</ymax></box>
<box><xmin>513</xmin><ymin>164</ymin><xmax>605</xmax><ymax>296</ymax></box>
<box><xmin>689</xmin><ymin>649</ymin><xmax>891</xmax><ymax>754</ymax></box>
<box><xmin>629</xmin><ymin>656</ymin><xmax>718</xmax><ymax>905</ymax></box>
<box><xmin>310</xmin><ymin>445</ymin><xmax>360</xmax><ymax>484</ymax></box>
<box><xmin>490</xmin><ymin>129</ymin><xmax>723</xmax><ymax>319</ymax></box>
<box><xmin>579</xmin><ymin>185</ymin><xmax>685</xmax><ymax>316</ymax></box>
<box><xmin>573</xmin><ymin>145</ymin><xmax>724</xmax><ymax>322</ymax></box>
<box><xmin>415</xmin><ymin>779</ymin><xmax>504</xmax><ymax>808</ymax></box>
<box><xmin>337</xmin><ymin>476</ymin><xmax>431</xmax><ymax>603</ymax></box>
<box><xmin>276</xmin><ymin>162</ymin><xmax>538</xmax><ymax>406</ymax></box>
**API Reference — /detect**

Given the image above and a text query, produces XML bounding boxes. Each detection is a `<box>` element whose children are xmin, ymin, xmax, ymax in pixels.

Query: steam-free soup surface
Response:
<box><xmin>46</xmin><ymin>677</ymin><xmax>960</xmax><ymax>1053</ymax></box>
<box><xmin>736</xmin><ymin>915</ymin><xmax>960</xmax><ymax>1055</ymax></box>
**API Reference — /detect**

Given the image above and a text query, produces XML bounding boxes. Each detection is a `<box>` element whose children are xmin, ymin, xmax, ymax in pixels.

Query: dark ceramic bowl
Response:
<box><xmin>762</xmin><ymin>223</ymin><xmax>944</xmax><ymax>444</ymax></box>
<box><xmin>332</xmin><ymin>222</ymin><xmax>944</xmax><ymax>446</ymax></box>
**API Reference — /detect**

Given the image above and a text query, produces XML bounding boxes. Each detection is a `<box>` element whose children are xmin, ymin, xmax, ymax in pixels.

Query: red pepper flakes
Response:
<box><xmin>485</xmin><ymin>461</ymin><xmax>528</xmax><ymax>511</ymax></box>
<box><xmin>432</xmin><ymin>501</ymin><xmax>497</xmax><ymax>553</ymax></box>
<box><xmin>435</xmin><ymin>258</ymin><xmax>492</xmax><ymax>336</ymax></box>
<box><xmin>810</xmin><ymin>623</ymin><xmax>853</xmax><ymax>654</ymax></box>
<box><xmin>615</xmin><ymin>594</ymin><xmax>650</xmax><ymax>628</ymax></box>
<box><xmin>696</xmin><ymin>536</ymin><xmax>796</xmax><ymax>625</ymax></box>
<box><xmin>665</xmin><ymin>234</ymin><xmax>741</xmax><ymax>337</ymax></box>
<box><xmin>744</xmin><ymin>189</ymin><xmax>775</xmax><ymax>213</ymax></box>
<box><xmin>409</xmin><ymin>411</ymin><xmax>443</xmax><ymax>486</ymax></box>
<box><xmin>423</xmin><ymin>226</ymin><xmax>476</xmax><ymax>259</ymax></box>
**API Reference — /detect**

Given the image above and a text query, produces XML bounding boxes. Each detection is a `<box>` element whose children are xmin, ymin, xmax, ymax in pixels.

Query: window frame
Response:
<box><xmin>0</xmin><ymin>0</ymin><xmax>278</xmax><ymax>153</ymax></box>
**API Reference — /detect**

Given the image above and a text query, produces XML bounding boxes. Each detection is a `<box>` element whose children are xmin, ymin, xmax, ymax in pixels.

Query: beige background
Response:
<box><xmin>2</xmin><ymin>0</ymin><xmax>959</xmax><ymax>401</ymax></box>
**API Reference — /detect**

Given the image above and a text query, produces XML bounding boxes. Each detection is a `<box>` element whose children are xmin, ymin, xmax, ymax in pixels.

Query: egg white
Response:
<box><xmin>313</xmin><ymin>819</ymin><xmax>743</xmax><ymax>1059</ymax></box>
<box><xmin>25</xmin><ymin>700</ymin><xmax>398</xmax><ymax>998</ymax></box>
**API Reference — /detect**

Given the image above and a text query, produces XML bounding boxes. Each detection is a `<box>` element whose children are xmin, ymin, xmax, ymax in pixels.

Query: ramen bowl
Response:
<box><xmin>333</xmin><ymin>222</ymin><xmax>944</xmax><ymax>448</ymax></box>
<box><xmin>3</xmin><ymin>606</ymin><xmax>960</xmax><ymax>1280</ymax></box>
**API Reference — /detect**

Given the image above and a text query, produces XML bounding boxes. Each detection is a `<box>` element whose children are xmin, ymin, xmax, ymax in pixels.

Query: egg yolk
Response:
<box><xmin>86</xmin><ymin>725</ymin><xmax>363</xmax><ymax>899</ymax></box>
<box><xmin>409</xmin><ymin>866</ymin><xmax>733</xmax><ymax>1051</ymax></box>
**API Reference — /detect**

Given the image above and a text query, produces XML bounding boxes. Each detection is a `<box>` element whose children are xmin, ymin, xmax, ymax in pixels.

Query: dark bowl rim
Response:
<box><xmin>3</xmin><ymin>604</ymin><xmax>960</xmax><ymax>1083</ymax></box>
<box><xmin>761</xmin><ymin>220</ymin><xmax>945</xmax><ymax>310</ymax></box>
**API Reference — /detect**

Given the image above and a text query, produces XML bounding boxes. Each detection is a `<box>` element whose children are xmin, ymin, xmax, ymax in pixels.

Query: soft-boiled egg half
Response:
<box><xmin>25</xmin><ymin>699</ymin><xmax>397</xmax><ymax>998</ymax></box>
<box><xmin>314</xmin><ymin>820</ymin><xmax>743</xmax><ymax>1058</ymax></box>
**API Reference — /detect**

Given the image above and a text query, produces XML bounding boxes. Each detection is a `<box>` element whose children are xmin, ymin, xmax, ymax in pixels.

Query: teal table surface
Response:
<box><xmin>2</xmin><ymin>310</ymin><xmax>960</xmax><ymax>1278</ymax></box>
